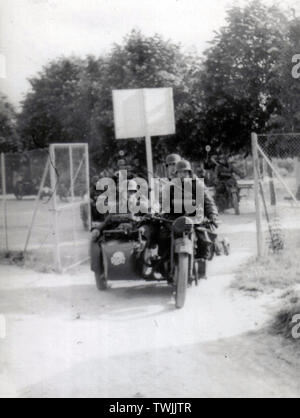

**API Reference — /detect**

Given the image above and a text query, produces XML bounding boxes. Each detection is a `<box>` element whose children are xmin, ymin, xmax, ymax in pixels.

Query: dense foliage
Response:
<box><xmin>0</xmin><ymin>94</ymin><xmax>20</xmax><ymax>153</ymax></box>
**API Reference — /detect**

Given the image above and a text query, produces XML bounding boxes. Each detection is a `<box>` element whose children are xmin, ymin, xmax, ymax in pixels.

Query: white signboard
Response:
<box><xmin>112</xmin><ymin>88</ymin><xmax>175</xmax><ymax>139</ymax></box>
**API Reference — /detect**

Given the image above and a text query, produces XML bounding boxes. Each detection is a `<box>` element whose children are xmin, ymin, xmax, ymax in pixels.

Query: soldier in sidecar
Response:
<box><xmin>90</xmin><ymin>178</ymin><xmax>151</xmax><ymax>290</ymax></box>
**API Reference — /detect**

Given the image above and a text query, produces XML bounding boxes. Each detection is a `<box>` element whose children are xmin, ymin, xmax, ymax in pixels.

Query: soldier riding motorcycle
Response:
<box><xmin>157</xmin><ymin>160</ymin><xmax>220</xmax><ymax>283</ymax></box>
<box><xmin>214</xmin><ymin>155</ymin><xmax>242</xmax><ymax>215</ymax></box>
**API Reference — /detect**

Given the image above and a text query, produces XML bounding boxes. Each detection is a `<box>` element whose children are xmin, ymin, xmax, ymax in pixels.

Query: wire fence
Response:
<box><xmin>0</xmin><ymin>144</ymin><xmax>91</xmax><ymax>273</ymax></box>
<box><xmin>252</xmin><ymin>132</ymin><xmax>300</xmax><ymax>257</ymax></box>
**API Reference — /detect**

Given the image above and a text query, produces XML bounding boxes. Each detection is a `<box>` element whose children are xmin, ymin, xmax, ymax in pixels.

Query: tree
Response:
<box><xmin>0</xmin><ymin>94</ymin><xmax>20</xmax><ymax>152</ymax></box>
<box><xmin>262</xmin><ymin>16</ymin><xmax>300</xmax><ymax>198</ymax></box>
<box><xmin>75</xmin><ymin>30</ymin><xmax>196</xmax><ymax>168</ymax></box>
<box><xmin>195</xmin><ymin>1</ymin><xmax>289</xmax><ymax>155</ymax></box>
<box><xmin>18</xmin><ymin>57</ymin><xmax>86</xmax><ymax>149</ymax></box>
<box><xmin>18</xmin><ymin>31</ymin><xmax>196</xmax><ymax>171</ymax></box>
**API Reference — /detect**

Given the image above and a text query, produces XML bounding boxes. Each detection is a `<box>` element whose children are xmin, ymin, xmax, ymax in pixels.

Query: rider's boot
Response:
<box><xmin>198</xmin><ymin>259</ymin><xmax>207</xmax><ymax>280</ymax></box>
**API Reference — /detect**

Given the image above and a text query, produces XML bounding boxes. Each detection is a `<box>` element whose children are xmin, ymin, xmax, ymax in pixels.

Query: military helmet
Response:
<box><xmin>117</xmin><ymin>159</ymin><xmax>126</xmax><ymax>168</ymax></box>
<box><xmin>175</xmin><ymin>159</ymin><xmax>192</xmax><ymax>173</ymax></box>
<box><xmin>166</xmin><ymin>153</ymin><xmax>181</xmax><ymax>165</ymax></box>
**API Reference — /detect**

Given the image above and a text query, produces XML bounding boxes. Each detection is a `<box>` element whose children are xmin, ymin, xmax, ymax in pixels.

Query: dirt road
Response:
<box><xmin>0</xmin><ymin>213</ymin><xmax>299</xmax><ymax>398</ymax></box>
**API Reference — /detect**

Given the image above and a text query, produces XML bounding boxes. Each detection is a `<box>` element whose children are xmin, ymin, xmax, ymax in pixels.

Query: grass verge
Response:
<box><xmin>232</xmin><ymin>231</ymin><xmax>300</xmax><ymax>346</ymax></box>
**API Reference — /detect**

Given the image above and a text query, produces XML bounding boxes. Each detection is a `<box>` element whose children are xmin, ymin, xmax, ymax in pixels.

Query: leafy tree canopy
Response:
<box><xmin>196</xmin><ymin>0</ymin><xmax>289</xmax><ymax>155</ymax></box>
<box><xmin>18</xmin><ymin>31</ymin><xmax>197</xmax><ymax>170</ymax></box>
<box><xmin>0</xmin><ymin>94</ymin><xmax>20</xmax><ymax>152</ymax></box>
<box><xmin>18</xmin><ymin>3</ymin><xmax>300</xmax><ymax>169</ymax></box>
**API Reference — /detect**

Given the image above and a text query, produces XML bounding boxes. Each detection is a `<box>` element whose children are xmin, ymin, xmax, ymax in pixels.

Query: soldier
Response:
<box><xmin>163</xmin><ymin>159</ymin><xmax>220</xmax><ymax>278</ymax></box>
<box><xmin>165</xmin><ymin>153</ymin><xmax>181</xmax><ymax>180</ymax></box>
<box><xmin>174</xmin><ymin>159</ymin><xmax>218</xmax><ymax>226</ymax></box>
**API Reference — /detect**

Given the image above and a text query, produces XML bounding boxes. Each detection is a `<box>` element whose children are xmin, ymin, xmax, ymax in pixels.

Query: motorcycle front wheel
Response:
<box><xmin>174</xmin><ymin>253</ymin><xmax>189</xmax><ymax>309</ymax></box>
<box><xmin>14</xmin><ymin>184</ymin><xmax>24</xmax><ymax>200</ymax></box>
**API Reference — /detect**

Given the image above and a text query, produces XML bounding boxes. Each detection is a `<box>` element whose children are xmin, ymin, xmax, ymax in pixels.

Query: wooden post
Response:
<box><xmin>267</xmin><ymin>162</ymin><xmax>277</xmax><ymax>206</ymax></box>
<box><xmin>49</xmin><ymin>145</ymin><xmax>62</xmax><ymax>273</ymax></box>
<box><xmin>69</xmin><ymin>146</ymin><xmax>77</xmax><ymax>260</ymax></box>
<box><xmin>1</xmin><ymin>153</ymin><xmax>8</xmax><ymax>253</ymax></box>
<box><xmin>24</xmin><ymin>159</ymin><xmax>50</xmax><ymax>254</ymax></box>
<box><xmin>296</xmin><ymin>157</ymin><xmax>300</xmax><ymax>200</ymax></box>
<box><xmin>145</xmin><ymin>135</ymin><xmax>154</xmax><ymax>185</ymax></box>
<box><xmin>142</xmin><ymin>89</ymin><xmax>155</xmax><ymax>212</ymax></box>
<box><xmin>84</xmin><ymin>144</ymin><xmax>91</xmax><ymax>230</ymax></box>
<box><xmin>252</xmin><ymin>133</ymin><xmax>264</xmax><ymax>258</ymax></box>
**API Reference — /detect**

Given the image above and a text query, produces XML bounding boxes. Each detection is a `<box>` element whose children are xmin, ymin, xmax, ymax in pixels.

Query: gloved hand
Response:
<box><xmin>209</xmin><ymin>215</ymin><xmax>219</xmax><ymax>228</ymax></box>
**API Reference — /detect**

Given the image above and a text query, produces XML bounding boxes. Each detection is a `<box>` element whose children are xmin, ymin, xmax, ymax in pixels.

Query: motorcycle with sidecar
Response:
<box><xmin>90</xmin><ymin>213</ymin><xmax>218</xmax><ymax>309</ymax></box>
<box><xmin>14</xmin><ymin>180</ymin><xmax>39</xmax><ymax>200</ymax></box>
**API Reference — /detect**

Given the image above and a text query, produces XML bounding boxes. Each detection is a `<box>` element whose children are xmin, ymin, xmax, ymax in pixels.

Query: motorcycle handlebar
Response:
<box><xmin>140</xmin><ymin>213</ymin><xmax>217</xmax><ymax>228</ymax></box>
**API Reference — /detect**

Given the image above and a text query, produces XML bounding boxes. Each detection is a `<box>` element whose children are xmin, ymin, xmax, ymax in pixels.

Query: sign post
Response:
<box><xmin>251</xmin><ymin>132</ymin><xmax>263</xmax><ymax>258</ymax></box>
<box><xmin>140</xmin><ymin>89</ymin><xmax>154</xmax><ymax>209</ymax></box>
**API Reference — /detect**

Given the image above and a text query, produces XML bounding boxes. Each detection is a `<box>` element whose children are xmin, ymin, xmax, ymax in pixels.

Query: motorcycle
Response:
<box><xmin>90</xmin><ymin>213</ymin><xmax>216</xmax><ymax>309</ymax></box>
<box><xmin>14</xmin><ymin>180</ymin><xmax>39</xmax><ymax>200</ymax></box>
<box><xmin>215</xmin><ymin>177</ymin><xmax>240</xmax><ymax>215</ymax></box>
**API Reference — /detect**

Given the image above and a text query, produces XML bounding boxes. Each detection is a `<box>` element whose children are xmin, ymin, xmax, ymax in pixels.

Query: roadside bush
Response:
<box><xmin>276</xmin><ymin>158</ymin><xmax>295</xmax><ymax>174</ymax></box>
<box><xmin>232</xmin><ymin>231</ymin><xmax>300</xmax><ymax>294</ymax></box>
<box><xmin>271</xmin><ymin>294</ymin><xmax>300</xmax><ymax>343</ymax></box>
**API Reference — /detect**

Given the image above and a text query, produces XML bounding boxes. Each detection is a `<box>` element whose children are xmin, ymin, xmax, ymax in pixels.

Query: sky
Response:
<box><xmin>0</xmin><ymin>0</ymin><xmax>298</xmax><ymax>107</ymax></box>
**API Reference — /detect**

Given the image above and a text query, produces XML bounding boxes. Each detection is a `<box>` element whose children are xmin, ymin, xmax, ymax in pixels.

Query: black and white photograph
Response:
<box><xmin>0</xmin><ymin>0</ymin><xmax>300</xmax><ymax>400</ymax></box>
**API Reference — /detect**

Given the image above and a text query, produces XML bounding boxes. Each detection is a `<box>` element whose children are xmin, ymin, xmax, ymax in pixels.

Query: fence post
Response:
<box><xmin>84</xmin><ymin>144</ymin><xmax>91</xmax><ymax>230</ymax></box>
<box><xmin>296</xmin><ymin>157</ymin><xmax>300</xmax><ymax>200</ymax></box>
<box><xmin>251</xmin><ymin>133</ymin><xmax>263</xmax><ymax>258</ymax></box>
<box><xmin>1</xmin><ymin>153</ymin><xmax>8</xmax><ymax>253</ymax></box>
<box><xmin>49</xmin><ymin>145</ymin><xmax>62</xmax><ymax>273</ymax></box>
<box><xmin>24</xmin><ymin>158</ymin><xmax>50</xmax><ymax>254</ymax></box>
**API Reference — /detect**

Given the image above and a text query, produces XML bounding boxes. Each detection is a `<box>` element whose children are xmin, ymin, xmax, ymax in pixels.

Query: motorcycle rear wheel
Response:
<box><xmin>95</xmin><ymin>273</ymin><xmax>108</xmax><ymax>291</ymax></box>
<box><xmin>174</xmin><ymin>253</ymin><xmax>189</xmax><ymax>309</ymax></box>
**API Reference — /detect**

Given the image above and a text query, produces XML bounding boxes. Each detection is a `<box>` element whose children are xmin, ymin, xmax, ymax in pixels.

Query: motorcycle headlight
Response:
<box><xmin>173</xmin><ymin>216</ymin><xmax>194</xmax><ymax>234</ymax></box>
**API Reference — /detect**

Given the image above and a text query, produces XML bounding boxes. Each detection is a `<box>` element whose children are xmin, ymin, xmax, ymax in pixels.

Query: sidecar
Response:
<box><xmin>101</xmin><ymin>228</ymin><xmax>145</xmax><ymax>281</ymax></box>
<box><xmin>91</xmin><ymin>214</ymin><xmax>149</xmax><ymax>290</ymax></box>
<box><xmin>90</xmin><ymin>213</ymin><xmax>218</xmax><ymax>309</ymax></box>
